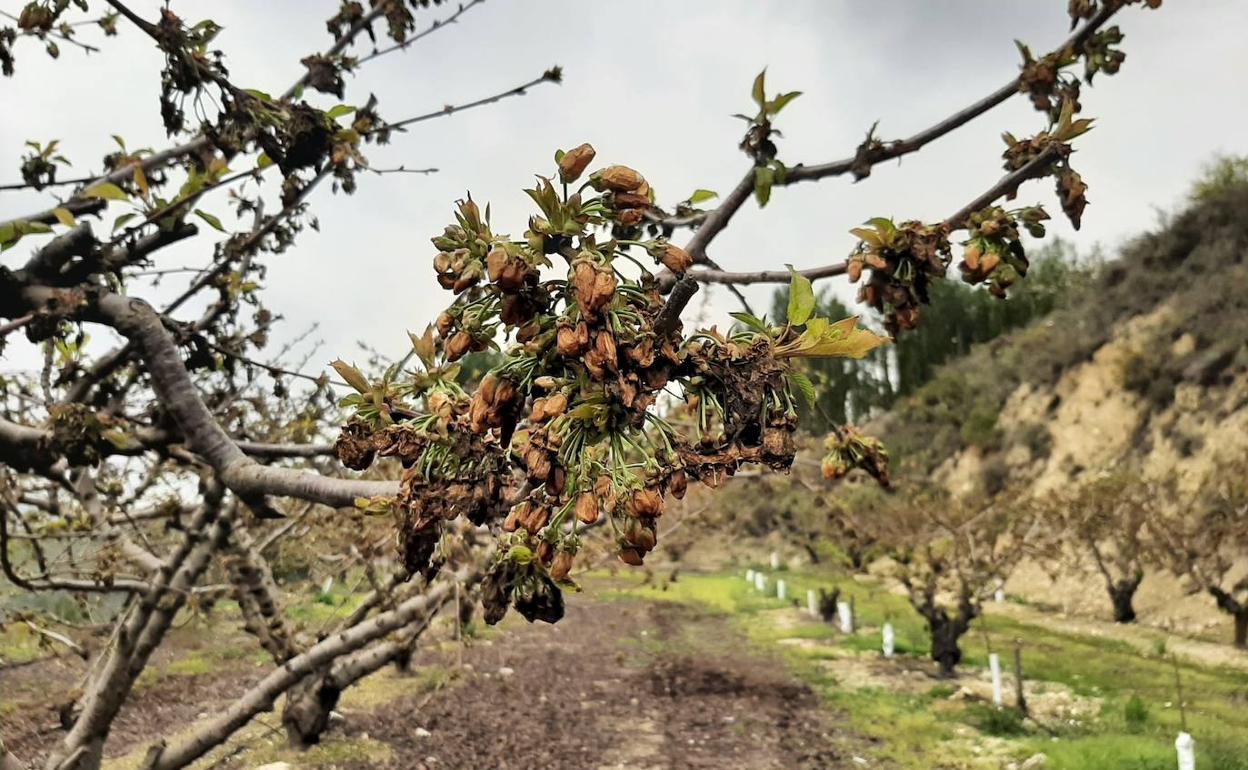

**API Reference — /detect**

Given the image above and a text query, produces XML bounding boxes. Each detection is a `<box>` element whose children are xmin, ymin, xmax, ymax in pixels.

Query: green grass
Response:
<box><xmin>597</xmin><ymin>567</ymin><xmax>1248</xmax><ymax>770</ymax></box>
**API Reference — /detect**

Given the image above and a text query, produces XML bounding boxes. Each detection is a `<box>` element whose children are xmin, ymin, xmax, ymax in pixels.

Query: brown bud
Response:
<box><xmin>524</xmin><ymin>446</ymin><xmax>552</xmax><ymax>482</ymax></box>
<box><xmin>979</xmin><ymin>251</ymin><xmax>1001</xmax><ymax>275</ymax></box>
<box><xmin>485</xmin><ymin>246</ymin><xmax>507</xmax><ymax>282</ymax></box>
<box><xmin>627</xmin><ymin>488</ymin><xmax>664</xmax><ymax>518</ymax></box>
<box><xmin>593</xmin><ymin>165</ymin><xmax>645</xmax><ymax>193</ymax></box>
<box><xmin>517</xmin><ymin>319</ymin><xmax>540</xmax><ymax>343</ymax></box>
<box><xmin>618</xmin><ymin>547</ymin><xmax>645</xmax><ymax>566</ymax></box>
<box><xmin>492</xmin><ymin>377</ymin><xmax>516</xmax><ymax>407</ymax></box>
<box><xmin>561</xmin><ymin>324</ymin><xmax>589</xmax><ymax>359</ymax></box>
<box><xmin>549</xmin><ymin>550</ymin><xmax>575</xmax><ymax>581</ymax></box>
<box><xmin>669</xmin><ymin>469</ymin><xmax>687</xmax><ymax>500</ymax></box>
<box><xmin>575</xmin><ymin>492</ymin><xmax>599</xmax><ymax>524</ymax></box>
<box><xmin>575</xmin><ymin>262</ymin><xmax>617</xmax><ymax>318</ymax></box>
<box><xmin>503</xmin><ymin>502</ymin><xmax>526</xmax><ymax>532</ymax></box>
<box><xmin>659</xmin><ymin>244</ymin><xmax>692</xmax><ymax>274</ymax></box>
<box><xmin>962</xmin><ymin>243</ymin><xmax>982</xmax><ymax>271</ymax></box>
<box><xmin>445</xmin><ymin>331</ymin><xmax>473</xmax><ymax>361</ymax></box>
<box><xmin>543</xmin><ymin>392</ymin><xmax>568</xmax><ymax>419</ymax></box>
<box><xmin>433</xmin><ymin>252</ymin><xmax>452</xmax><ymax>273</ymax></box>
<box><xmin>617</xmin><ymin>208</ymin><xmax>644</xmax><ymax>226</ymax></box>
<box><xmin>536</xmin><ymin>540</ymin><xmax>553</xmax><ymax>564</ymax></box>
<box><xmin>594</xmin><ymin>475</ymin><xmax>617</xmax><ymax>513</ymax></box>
<box><xmin>436</xmin><ymin>311</ymin><xmax>455</xmax><ymax>337</ymax></box>
<box><xmin>558</xmin><ymin>143</ymin><xmax>596</xmax><ymax>184</ymax></box>
<box><xmin>762</xmin><ymin>426</ymin><xmax>794</xmax><ymax>459</ymax></box>
<box><xmin>613</xmin><ymin>192</ymin><xmax>651</xmax><ymax>209</ymax></box>
<box><xmin>847</xmin><ymin>258</ymin><xmax>863</xmax><ymax>283</ymax></box>
<box><xmin>548</xmin><ymin>465</ymin><xmax>567</xmax><ymax>496</ymax></box>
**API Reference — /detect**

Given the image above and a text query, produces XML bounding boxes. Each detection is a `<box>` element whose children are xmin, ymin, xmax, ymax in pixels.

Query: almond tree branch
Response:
<box><xmin>653</xmin><ymin>3</ymin><xmax>1121</xmax><ymax>332</ymax></box>
<box><xmin>678</xmin><ymin>144</ymin><xmax>1060</xmax><ymax>288</ymax></box>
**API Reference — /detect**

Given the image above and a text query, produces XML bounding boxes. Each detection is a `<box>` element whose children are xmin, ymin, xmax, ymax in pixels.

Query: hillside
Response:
<box><xmin>853</xmin><ymin>180</ymin><xmax>1248</xmax><ymax>630</ymax></box>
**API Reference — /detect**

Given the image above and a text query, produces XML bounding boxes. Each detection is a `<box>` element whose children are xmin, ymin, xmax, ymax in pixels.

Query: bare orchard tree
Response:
<box><xmin>835</xmin><ymin>488</ymin><xmax>1034</xmax><ymax>676</ymax></box>
<box><xmin>1</xmin><ymin>0</ymin><xmax>1162</xmax><ymax>768</ymax></box>
<box><xmin>1149</xmin><ymin>466</ymin><xmax>1248</xmax><ymax>649</ymax></box>
<box><xmin>1039</xmin><ymin>472</ymin><xmax>1159</xmax><ymax>623</ymax></box>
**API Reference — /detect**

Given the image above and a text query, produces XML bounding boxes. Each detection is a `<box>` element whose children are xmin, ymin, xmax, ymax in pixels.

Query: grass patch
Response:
<box><xmin>597</xmin><ymin>567</ymin><xmax>1248</xmax><ymax>769</ymax></box>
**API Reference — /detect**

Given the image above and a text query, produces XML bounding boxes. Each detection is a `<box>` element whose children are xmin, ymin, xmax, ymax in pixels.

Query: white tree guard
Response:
<box><xmin>1175</xmin><ymin>732</ymin><xmax>1195</xmax><ymax>770</ymax></box>
<box><xmin>754</xmin><ymin>573</ymin><xmax>767</xmax><ymax>593</ymax></box>
<box><xmin>776</xmin><ymin>579</ymin><xmax>787</xmax><ymax>601</ymax></box>
<box><xmin>746</xmin><ymin>569</ymin><xmax>755</xmax><ymax>582</ymax></box>
<box><xmin>769</xmin><ymin>551</ymin><xmax>781</xmax><ymax>570</ymax></box>
<box><xmin>837</xmin><ymin>601</ymin><xmax>853</xmax><ymax>633</ymax></box>
<box><xmin>807</xmin><ymin>589</ymin><xmax>819</xmax><ymax>618</ymax></box>
<box><xmin>882</xmin><ymin>623</ymin><xmax>895</xmax><ymax>658</ymax></box>
<box><xmin>989</xmin><ymin>653</ymin><xmax>1003</xmax><ymax>707</ymax></box>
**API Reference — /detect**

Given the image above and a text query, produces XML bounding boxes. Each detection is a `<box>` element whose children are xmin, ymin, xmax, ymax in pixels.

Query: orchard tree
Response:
<box><xmin>835</xmin><ymin>488</ymin><xmax>1034</xmax><ymax>676</ymax></box>
<box><xmin>0</xmin><ymin>1</ymin><xmax>1163</xmax><ymax>768</ymax></box>
<box><xmin>1042</xmin><ymin>472</ymin><xmax>1158</xmax><ymax>623</ymax></box>
<box><xmin>1149</xmin><ymin>467</ymin><xmax>1248</xmax><ymax>649</ymax></box>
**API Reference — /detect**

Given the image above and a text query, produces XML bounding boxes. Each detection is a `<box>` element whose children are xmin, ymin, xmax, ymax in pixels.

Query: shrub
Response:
<box><xmin>1123</xmin><ymin>695</ymin><xmax>1149</xmax><ymax>733</ymax></box>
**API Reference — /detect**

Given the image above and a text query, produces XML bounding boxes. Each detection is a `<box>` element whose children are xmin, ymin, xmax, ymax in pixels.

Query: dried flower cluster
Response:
<box><xmin>821</xmin><ymin>427</ymin><xmax>891</xmax><ymax>488</ymax></box>
<box><xmin>335</xmin><ymin>147</ymin><xmax>887</xmax><ymax>624</ymax></box>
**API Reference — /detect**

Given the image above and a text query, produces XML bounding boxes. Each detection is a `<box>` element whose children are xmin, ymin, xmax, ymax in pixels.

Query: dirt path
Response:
<box><xmin>986</xmin><ymin>600</ymin><xmax>1248</xmax><ymax>673</ymax></box>
<box><xmin>340</xmin><ymin>596</ymin><xmax>848</xmax><ymax>770</ymax></box>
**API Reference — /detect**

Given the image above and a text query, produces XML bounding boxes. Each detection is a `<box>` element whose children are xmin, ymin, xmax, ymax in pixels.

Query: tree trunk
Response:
<box><xmin>817</xmin><ymin>587</ymin><xmax>840</xmax><ymax>624</ymax></box>
<box><xmin>1208</xmin><ymin>587</ymin><xmax>1248</xmax><ymax>649</ymax></box>
<box><xmin>1108</xmin><ymin>577</ymin><xmax>1140</xmax><ymax>624</ymax></box>
<box><xmin>929</xmin><ymin>616</ymin><xmax>964</xmax><ymax>678</ymax></box>
<box><xmin>281</xmin><ymin>676</ymin><xmax>342</xmax><ymax>748</ymax></box>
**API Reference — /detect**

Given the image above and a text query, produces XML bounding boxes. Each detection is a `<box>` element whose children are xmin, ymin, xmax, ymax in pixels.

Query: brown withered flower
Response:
<box><xmin>571</xmin><ymin>260</ymin><xmax>616</xmax><ymax>318</ymax></box>
<box><xmin>556</xmin><ymin>321</ymin><xmax>591</xmax><ymax>356</ymax></box>
<box><xmin>558</xmin><ymin>143</ymin><xmax>596</xmax><ymax>183</ymax></box>
<box><xmin>575</xmin><ymin>492</ymin><xmax>600</xmax><ymax>524</ymax></box>
<box><xmin>591</xmin><ymin>165</ymin><xmax>645</xmax><ymax>193</ymax></box>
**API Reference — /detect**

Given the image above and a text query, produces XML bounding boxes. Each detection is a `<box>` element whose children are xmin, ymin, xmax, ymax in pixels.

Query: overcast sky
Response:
<box><xmin>3</xmin><ymin>0</ymin><xmax>1246</xmax><ymax>375</ymax></box>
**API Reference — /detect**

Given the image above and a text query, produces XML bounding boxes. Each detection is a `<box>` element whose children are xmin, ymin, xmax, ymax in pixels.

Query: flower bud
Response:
<box><xmin>436</xmin><ymin>311</ymin><xmax>455</xmax><ymax>337</ymax></box>
<box><xmin>558</xmin><ymin>143</ymin><xmax>596</xmax><ymax>184</ymax></box>
<box><xmin>658</xmin><ymin>243</ymin><xmax>692</xmax><ymax>274</ymax></box>
<box><xmin>445</xmin><ymin>331</ymin><xmax>473</xmax><ymax>361</ymax></box>
<box><xmin>592</xmin><ymin>165</ymin><xmax>645</xmax><ymax>193</ymax></box>
<box><xmin>575</xmin><ymin>492</ymin><xmax>599</xmax><ymax>524</ymax></box>
<box><xmin>618</xmin><ymin>547</ymin><xmax>644</xmax><ymax>566</ymax></box>
<box><xmin>669</xmin><ymin>469</ymin><xmax>687</xmax><ymax>500</ymax></box>
<box><xmin>549</xmin><ymin>550</ymin><xmax>575</xmax><ymax>581</ymax></box>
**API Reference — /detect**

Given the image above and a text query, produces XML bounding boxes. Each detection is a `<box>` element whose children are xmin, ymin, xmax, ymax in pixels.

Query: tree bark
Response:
<box><xmin>1209</xmin><ymin>587</ymin><xmax>1248</xmax><ymax>649</ymax></box>
<box><xmin>1107</xmin><ymin>575</ymin><xmax>1142</xmax><ymax>624</ymax></box>
<box><xmin>929</xmin><ymin>614</ymin><xmax>965</xmax><ymax>678</ymax></box>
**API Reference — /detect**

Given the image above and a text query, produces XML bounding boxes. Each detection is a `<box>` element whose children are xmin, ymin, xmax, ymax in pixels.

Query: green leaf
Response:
<box><xmin>256</xmin><ymin>152</ymin><xmax>273</xmax><ymax>169</ymax></box>
<box><xmin>331</xmin><ymin>360</ymin><xmax>372</xmax><ymax>394</ymax></box>
<box><xmin>785</xmin><ymin>316</ymin><xmax>889</xmax><ymax>360</ymax></box>
<box><xmin>786</xmin><ymin>266</ymin><xmax>816</xmax><ymax>326</ymax></box>
<box><xmin>754</xmin><ymin>167</ymin><xmax>774</xmax><ymax>207</ymax></box>
<box><xmin>81</xmin><ymin>182</ymin><xmax>128</xmax><ymax>201</ymax></box>
<box><xmin>51</xmin><ymin>207</ymin><xmax>76</xmax><ymax>227</ymax></box>
<box><xmin>751</xmin><ymin>69</ymin><xmax>766</xmax><ymax>109</ymax></box>
<box><xmin>112</xmin><ymin>212</ymin><xmax>138</xmax><ymax>232</ymax></box>
<box><xmin>687</xmin><ymin>188</ymin><xmax>719</xmax><ymax>205</ymax></box>
<box><xmin>194</xmin><ymin>209</ymin><xmax>226</xmax><ymax>232</ymax></box>
<box><xmin>729</xmin><ymin>312</ymin><xmax>770</xmax><ymax>334</ymax></box>
<box><xmin>766</xmin><ymin>90</ymin><xmax>802</xmax><ymax>116</ymax></box>
<box><xmin>787</xmin><ymin>371</ymin><xmax>817</xmax><ymax>409</ymax></box>
<box><xmin>242</xmin><ymin>88</ymin><xmax>274</xmax><ymax>102</ymax></box>
<box><xmin>326</xmin><ymin>104</ymin><xmax>356</xmax><ymax>120</ymax></box>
